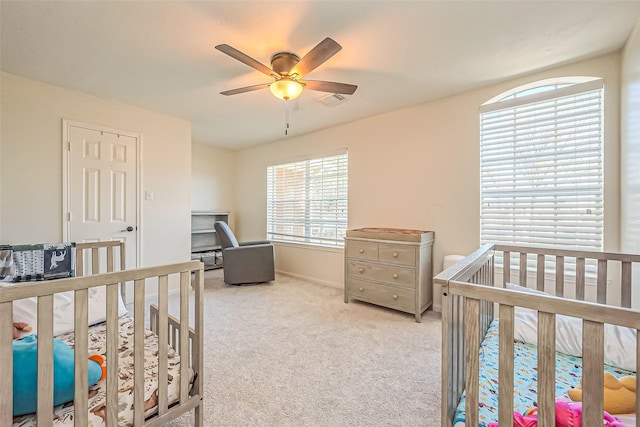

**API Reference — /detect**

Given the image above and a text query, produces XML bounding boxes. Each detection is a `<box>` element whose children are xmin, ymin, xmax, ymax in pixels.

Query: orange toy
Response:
<box><xmin>88</xmin><ymin>354</ymin><xmax>107</xmax><ymax>381</ymax></box>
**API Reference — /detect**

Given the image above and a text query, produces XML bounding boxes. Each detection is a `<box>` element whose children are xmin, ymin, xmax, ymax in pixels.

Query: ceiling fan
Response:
<box><xmin>215</xmin><ymin>37</ymin><xmax>358</xmax><ymax>101</ymax></box>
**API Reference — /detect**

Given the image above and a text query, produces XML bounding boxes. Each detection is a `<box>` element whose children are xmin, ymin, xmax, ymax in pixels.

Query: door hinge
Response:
<box><xmin>67</xmin><ymin>212</ymin><xmax>71</xmax><ymax>221</ymax></box>
<box><xmin>67</xmin><ymin>141</ymin><xmax>71</xmax><ymax>151</ymax></box>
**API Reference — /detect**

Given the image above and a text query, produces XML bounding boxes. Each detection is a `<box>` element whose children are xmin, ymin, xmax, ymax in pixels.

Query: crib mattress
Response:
<box><xmin>12</xmin><ymin>316</ymin><xmax>190</xmax><ymax>426</ymax></box>
<box><xmin>453</xmin><ymin>319</ymin><xmax>635</xmax><ymax>427</ymax></box>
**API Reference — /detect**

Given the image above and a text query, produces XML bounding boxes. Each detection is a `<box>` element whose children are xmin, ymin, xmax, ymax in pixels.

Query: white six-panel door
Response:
<box><xmin>63</xmin><ymin>121</ymin><xmax>138</xmax><ymax>273</ymax></box>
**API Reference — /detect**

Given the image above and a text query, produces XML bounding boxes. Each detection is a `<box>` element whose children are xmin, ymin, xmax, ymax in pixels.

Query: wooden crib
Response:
<box><xmin>0</xmin><ymin>241</ymin><xmax>204</xmax><ymax>427</ymax></box>
<box><xmin>435</xmin><ymin>243</ymin><xmax>640</xmax><ymax>426</ymax></box>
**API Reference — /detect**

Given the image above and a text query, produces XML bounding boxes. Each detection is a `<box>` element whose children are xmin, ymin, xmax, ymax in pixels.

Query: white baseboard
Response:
<box><xmin>276</xmin><ymin>270</ymin><xmax>343</xmax><ymax>289</ymax></box>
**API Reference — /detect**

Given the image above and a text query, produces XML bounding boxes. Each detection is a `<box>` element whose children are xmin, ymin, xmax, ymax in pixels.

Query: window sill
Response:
<box><xmin>271</xmin><ymin>240</ymin><xmax>344</xmax><ymax>253</ymax></box>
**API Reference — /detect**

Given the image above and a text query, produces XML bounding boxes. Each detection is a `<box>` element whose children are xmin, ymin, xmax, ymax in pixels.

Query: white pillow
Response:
<box><xmin>506</xmin><ymin>283</ymin><xmax>637</xmax><ymax>371</ymax></box>
<box><xmin>10</xmin><ymin>286</ymin><xmax>128</xmax><ymax>337</ymax></box>
<box><xmin>506</xmin><ymin>282</ymin><xmax>548</xmax><ymax>295</ymax></box>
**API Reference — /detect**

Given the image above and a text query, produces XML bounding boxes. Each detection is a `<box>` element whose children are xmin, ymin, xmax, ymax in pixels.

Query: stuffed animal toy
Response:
<box><xmin>568</xmin><ymin>373</ymin><xmax>636</xmax><ymax>415</ymax></box>
<box><xmin>12</xmin><ymin>322</ymin><xmax>31</xmax><ymax>339</ymax></box>
<box><xmin>487</xmin><ymin>400</ymin><xmax>624</xmax><ymax>427</ymax></box>
<box><xmin>13</xmin><ymin>335</ymin><xmax>104</xmax><ymax>416</ymax></box>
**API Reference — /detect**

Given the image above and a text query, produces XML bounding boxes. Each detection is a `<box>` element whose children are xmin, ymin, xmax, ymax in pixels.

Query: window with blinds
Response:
<box><xmin>267</xmin><ymin>152</ymin><xmax>348</xmax><ymax>247</ymax></box>
<box><xmin>480</xmin><ymin>78</ymin><xmax>604</xmax><ymax>252</ymax></box>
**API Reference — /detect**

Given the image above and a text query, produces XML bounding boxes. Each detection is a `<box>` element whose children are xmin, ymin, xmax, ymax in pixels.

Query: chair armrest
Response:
<box><xmin>224</xmin><ymin>244</ymin><xmax>272</xmax><ymax>256</ymax></box>
<box><xmin>239</xmin><ymin>240</ymin><xmax>272</xmax><ymax>246</ymax></box>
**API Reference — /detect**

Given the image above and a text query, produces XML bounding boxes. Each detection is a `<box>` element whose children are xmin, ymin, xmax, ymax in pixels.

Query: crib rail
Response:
<box><xmin>0</xmin><ymin>260</ymin><xmax>204</xmax><ymax>427</ymax></box>
<box><xmin>435</xmin><ymin>244</ymin><xmax>640</xmax><ymax>427</ymax></box>
<box><xmin>436</xmin><ymin>243</ymin><xmax>495</xmax><ymax>426</ymax></box>
<box><xmin>495</xmin><ymin>244</ymin><xmax>640</xmax><ymax>307</ymax></box>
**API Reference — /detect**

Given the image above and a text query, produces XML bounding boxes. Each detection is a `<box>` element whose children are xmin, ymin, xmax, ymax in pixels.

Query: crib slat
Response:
<box><xmin>76</xmin><ymin>248</ymin><xmax>84</xmax><ymax>276</ymax></box>
<box><xmin>464</xmin><ymin>298</ymin><xmax>480</xmax><ymax>427</ymax></box>
<box><xmin>519</xmin><ymin>253</ymin><xmax>527</xmax><ymax>285</ymax></box>
<box><xmin>133</xmin><ymin>278</ymin><xmax>145</xmax><ymax>426</ymax></box>
<box><xmin>444</xmin><ymin>294</ymin><xmax>465</xmax><ymax>425</ymax></box>
<box><xmin>503</xmin><ymin>251</ymin><xmax>511</xmax><ymax>286</ymax></box>
<box><xmin>537</xmin><ymin>312</ymin><xmax>556</xmax><ymax>426</ymax></box>
<box><xmin>597</xmin><ymin>259</ymin><xmax>607</xmax><ymax>304</ymax></box>
<box><xmin>106</xmin><ymin>282</ymin><xmax>119</xmax><ymax>427</ymax></box>
<box><xmin>582</xmin><ymin>321</ymin><xmax>604</xmax><ymax>425</ymax></box>
<box><xmin>106</xmin><ymin>246</ymin><xmax>114</xmax><ymax>272</ymax></box>
<box><xmin>441</xmin><ymin>290</ymin><xmax>452</xmax><ymax>427</ymax></box>
<box><xmin>91</xmin><ymin>247</ymin><xmax>99</xmax><ymax>274</ymax></box>
<box><xmin>179</xmin><ymin>271</ymin><xmax>190</xmax><ymax>403</ymax></box>
<box><xmin>74</xmin><ymin>288</ymin><xmax>89</xmax><ymax>426</ymax></box>
<box><xmin>193</xmin><ymin>265</ymin><xmax>205</xmax><ymax>426</ymax></box>
<box><xmin>0</xmin><ymin>302</ymin><xmax>13</xmax><ymax>427</ymax></box>
<box><xmin>157</xmin><ymin>274</ymin><xmax>169</xmax><ymax>415</ymax></box>
<box><xmin>498</xmin><ymin>304</ymin><xmax>514</xmax><ymax>427</ymax></box>
<box><xmin>536</xmin><ymin>254</ymin><xmax>544</xmax><ymax>291</ymax></box>
<box><xmin>37</xmin><ymin>294</ymin><xmax>54</xmax><ymax>427</ymax></box>
<box><xmin>621</xmin><ymin>261</ymin><xmax>632</xmax><ymax>308</ymax></box>
<box><xmin>120</xmin><ymin>244</ymin><xmax>127</xmax><ymax>304</ymax></box>
<box><xmin>555</xmin><ymin>255</ymin><xmax>565</xmax><ymax>297</ymax></box>
<box><xmin>456</xmin><ymin>294</ymin><xmax>464</xmax><ymax>410</ymax></box>
<box><xmin>576</xmin><ymin>258</ymin><xmax>586</xmax><ymax>300</ymax></box>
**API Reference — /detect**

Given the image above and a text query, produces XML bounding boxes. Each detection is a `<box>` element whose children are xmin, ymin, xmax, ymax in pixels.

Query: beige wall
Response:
<box><xmin>0</xmin><ymin>72</ymin><xmax>192</xmax><ymax>267</ymax></box>
<box><xmin>235</xmin><ymin>53</ymin><xmax>622</xmax><ymax>310</ymax></box>
<box><xmin>191</xmin><ymin>143</ymin><xmax>236</xmax><ymax>225</ymax></box>
<box><xmin>621</xmin><ymin>19</ymin><xmax>640</xmax><ymax>306</ymax></box>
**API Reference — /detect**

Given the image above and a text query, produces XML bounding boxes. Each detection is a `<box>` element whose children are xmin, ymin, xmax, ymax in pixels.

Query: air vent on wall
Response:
<box><xmin>318</xmin><ymin>93</ymin><xmax>348</xmax><ymax>107</ymax></box>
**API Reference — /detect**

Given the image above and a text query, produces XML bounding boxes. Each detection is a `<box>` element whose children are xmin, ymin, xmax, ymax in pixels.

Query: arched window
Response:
<box><xmin>479</xmin><ymin>77</ymin><xmax>604</xmax><ymax>251</ymax></box>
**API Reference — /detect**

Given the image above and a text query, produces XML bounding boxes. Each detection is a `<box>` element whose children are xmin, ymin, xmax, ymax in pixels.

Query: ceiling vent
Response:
<box><xmin>318</xmin><ymin>93</ymin><xmax>348</xmax><ymax>107</ymax></box>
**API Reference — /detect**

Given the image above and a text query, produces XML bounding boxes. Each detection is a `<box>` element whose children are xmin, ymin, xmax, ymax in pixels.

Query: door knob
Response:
<box><xmin>121</xmin><ymin>226</ymin><xmax>134</xmax><ymax>232</ymax></box>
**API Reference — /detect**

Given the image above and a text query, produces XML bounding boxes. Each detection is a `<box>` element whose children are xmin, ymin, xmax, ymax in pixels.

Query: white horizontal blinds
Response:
<box><xmin>267</xmin><ymin>153</ymin><xmax>348</xmax><ymax>246</ymax></box>
<box><xmin>480</xmin><ymin>79</ymin><xmax>604</xmax><ymax>252</ymax></box>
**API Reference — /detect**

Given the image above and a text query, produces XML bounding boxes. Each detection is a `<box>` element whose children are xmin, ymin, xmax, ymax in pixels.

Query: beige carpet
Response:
<box><xmin>166</xmin><ymin>268</ymin><xmax>442</xmax><ymax>427</ymax></box>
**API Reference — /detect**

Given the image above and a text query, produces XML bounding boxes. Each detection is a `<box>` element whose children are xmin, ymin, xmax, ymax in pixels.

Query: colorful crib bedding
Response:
<box><xmin>12</xmin><ymin>315</ymin><xmax>192</xmax><ymax>427</ymax></box>
<box><xmin>453</xmin><ymin>319</ymin><xmax>636</xmax><ymax>427</ymax></box>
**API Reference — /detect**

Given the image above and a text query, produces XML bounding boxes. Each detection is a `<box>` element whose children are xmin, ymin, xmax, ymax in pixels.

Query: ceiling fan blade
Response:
<box><xmin>289</xmin><ymin>37</ymin><xmax>342</xmax><ymax>78</ymax></box>
<box><xmin>300</xmin><ymin>80</ymin><xmax>358</xmax><ymax>95</ymax></box>
<box><xmin>215</xmin><ymin>44</ymin><xmax>278</xmax><ymax>78</ymax></box>
<box><xmin>220</xmin><ymin>83</ymin><xmax>271</xmax><ymax>96</ymax></box>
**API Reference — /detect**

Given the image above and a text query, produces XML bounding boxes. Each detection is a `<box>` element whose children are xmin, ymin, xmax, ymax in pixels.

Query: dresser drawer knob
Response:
<box><xmin>393</xmin><ymin>294</ymin><xmax>398</xmax><ymax>300</ymax></box>
<box><xmin>393</xmin><ymin>273</ymin><xmax>398</xmax><ymax>279</ymax></box>
<box><xmin>359</xmin><ymin>287</ymin><xmax>364</xmax><ymax>292</ymax></box>
<box><xmin>392</xmin><ymin>252</ymin><xmax>398</xmax><ymax>257</ymax></box>
<box><xmin>359</xmin><ymin>268</ymin><xmax>365</xmax><ymax>273</ymax></box>
<box><xmin>359</xmin><ymin>248</ymin><xmax>364</xmax><ymax>254</ymax></box>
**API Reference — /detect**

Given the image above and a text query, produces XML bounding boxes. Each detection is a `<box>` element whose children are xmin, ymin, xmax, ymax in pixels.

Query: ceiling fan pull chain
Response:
<box><xmin>284</xmin><ymin>100</ymin><xmax>291</xmax><ymax>136</ymax></box>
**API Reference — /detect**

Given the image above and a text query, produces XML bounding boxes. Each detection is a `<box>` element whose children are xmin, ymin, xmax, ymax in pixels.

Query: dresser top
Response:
<box><xmin>346</xmin><ymin>228</ymin><xmax>434</xmax><ymax>242</ymax></box>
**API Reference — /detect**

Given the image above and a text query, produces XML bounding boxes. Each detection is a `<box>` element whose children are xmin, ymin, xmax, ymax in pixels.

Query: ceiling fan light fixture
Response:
<box><xmin>270</xmin><ymin>77</ymin><xmax>304</xmax><ymax>101</ymax></box>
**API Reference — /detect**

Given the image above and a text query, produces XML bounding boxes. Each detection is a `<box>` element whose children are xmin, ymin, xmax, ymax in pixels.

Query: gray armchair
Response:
<box><xmin>214</xmin><ymin>221</ymin><xmax>275</xmax><ymax>285</ymax></box>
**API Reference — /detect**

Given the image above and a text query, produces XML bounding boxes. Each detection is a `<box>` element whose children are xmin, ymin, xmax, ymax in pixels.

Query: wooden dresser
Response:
<box><xmin>344</xmin><ymin>228</ymin><xmax>434</xmax><ymax>322</ymax></box>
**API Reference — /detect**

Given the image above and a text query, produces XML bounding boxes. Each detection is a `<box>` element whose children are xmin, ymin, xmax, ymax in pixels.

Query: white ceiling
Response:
<box><xmin>2</xmin><ymin>1</ymin><xmax>640</xmax><ymax>150</ymax></box>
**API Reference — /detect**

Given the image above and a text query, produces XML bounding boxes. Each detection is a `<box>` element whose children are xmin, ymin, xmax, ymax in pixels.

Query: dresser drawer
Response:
<box><xmin>346</xmin><ymin>260</ymin><xmax>415</xmax><ymax>287</ymax></box>
<box><xmin>346</xmin><ymin>240</ymin><xmax>379</xmax><ymax>261</ymax></box>
<box><xmin>346</xmin><ymin>278</ymin><xmax>414</xmax><ymax>311</ymax></box>
<box><xmin>379</xmin><ymin>243</ymin><xmax>416</xmax><ymax>266</ymax></box>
